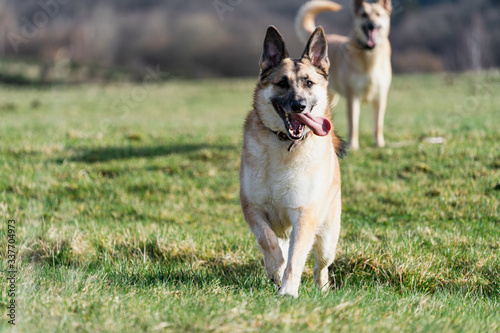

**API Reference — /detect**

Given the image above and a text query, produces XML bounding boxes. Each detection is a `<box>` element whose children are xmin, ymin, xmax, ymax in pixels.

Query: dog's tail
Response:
<box><xmin>295</xmin><ymin>0</ymin><xmax>343</xmax><ymax>43</ymax></box>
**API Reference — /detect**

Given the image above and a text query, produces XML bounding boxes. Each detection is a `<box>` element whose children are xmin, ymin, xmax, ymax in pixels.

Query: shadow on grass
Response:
<box><xmin>104</xmin><ymin>257</ymin><xmax>270</xmax><ymax>291</ymax></box>
<box><xmin>66</xmin><ymin>143</ymin><xmax>236</xmax><ymax>163</ymax></box>
<box><xmin>24</xmin><ymin>241</ymin><xmax>270</xmax><ymax>291</ymax></box>
<box><xmin>102</xmin><ymin>252</ymin><xmax>499</xmax><ymax>297</ymax></box>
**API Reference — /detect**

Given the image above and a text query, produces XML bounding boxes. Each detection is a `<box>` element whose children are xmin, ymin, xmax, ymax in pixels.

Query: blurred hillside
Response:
<box><xmin>0</xmin><ymin>0</ymin><xmax>498</xmax><ymax>81</ymax></box>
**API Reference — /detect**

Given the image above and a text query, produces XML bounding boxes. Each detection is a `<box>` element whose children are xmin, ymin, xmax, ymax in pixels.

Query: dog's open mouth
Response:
<box><xmin>364</xmin><ymin>26</ymin><xmax>380</xmax><ymax>49</ymax></box>
<box><xmin>274</xmin><ymin>103</ymin><xmax>332</xmax><ymax>140</ymax></box>
<box><xmin>285</xmin><ymin>112</ymin><xmax>306</xmax><ymax>140</ymax></box>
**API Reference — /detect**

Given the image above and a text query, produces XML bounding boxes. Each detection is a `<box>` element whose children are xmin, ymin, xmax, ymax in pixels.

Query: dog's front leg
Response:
<box><xmin>278</xmin><ymin>209</ymin><xmax>317</xmax><ymax>297</ymax></box>
<box><xmin>242</xmin><ymin>201</ymin><xmax>286</xmax><ymax>286</ymax></box>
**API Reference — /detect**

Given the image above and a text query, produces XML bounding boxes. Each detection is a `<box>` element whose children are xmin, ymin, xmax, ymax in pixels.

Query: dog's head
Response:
<box><xmin>254</xmin><ymin>26</ymin><xmax>332</xmax><ymax>141</ymax></box>
<box><xmin>352</xmin><ymin>0</ymin><xmax>392</xmax><ymax>49</ymax></box>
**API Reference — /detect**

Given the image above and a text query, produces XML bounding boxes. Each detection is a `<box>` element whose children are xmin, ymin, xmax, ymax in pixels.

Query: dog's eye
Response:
<box><xmin>305</xmin><ymin>80</ymin><xmax>314</xmax><ymax>88</ymax></box>
<box><xmin>277</xmin><ymin>80</ymin><xmax>289</xmax><ymax>88</ymax></box>
<box><xmin>361</xmin><ymin>12</ymin><xmax>368</xmax><ymax>18</ymax></box>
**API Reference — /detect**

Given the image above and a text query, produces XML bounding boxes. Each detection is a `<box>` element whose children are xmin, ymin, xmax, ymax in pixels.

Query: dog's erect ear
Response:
<box><xmin>260</xmin><ymin>26</ymin><xmax>289</xmax><ymax>73</ymax></box>
<box><xmin>353</xmin><ymin>0</ymin><xmax>364</xmax><ymax>13</ymax></box>
<box><xmin>377</xmin><ymin>0</ymin><xmax>392</xmax><ymax>12</ymax></box>
<box><xmin>301</xmin><ymin>27</ymin><xmax>329</xmax><ymax>75</ymax></box>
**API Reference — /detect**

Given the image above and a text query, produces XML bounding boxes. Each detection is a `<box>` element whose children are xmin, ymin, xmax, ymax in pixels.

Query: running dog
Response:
<box><xmin>296</xmin><ymin>0</ymin><xmax>392</xmax><ymax>149</ymax></box>
<box><xmin>240</xmin><ymin>26</ymin><xmax>345</xmax><ymax>297</ymax></box>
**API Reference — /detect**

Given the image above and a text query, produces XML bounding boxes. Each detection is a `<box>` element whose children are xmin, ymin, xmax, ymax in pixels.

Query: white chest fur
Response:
<box><xmin>241</xmin><ymin>134</ymin><xmax>335</xmax><ymax>216</ymax></box>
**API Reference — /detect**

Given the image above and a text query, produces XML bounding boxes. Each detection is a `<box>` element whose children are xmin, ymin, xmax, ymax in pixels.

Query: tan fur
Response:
<box><xmin>240</xmin><ymin>27</ymin><xmax>343</xmax><ymax>297</ymax></box>
<box><xmin>295</xmin><ymin>0</ymin><xmax>392</xmax><ymax>149</ymax></box>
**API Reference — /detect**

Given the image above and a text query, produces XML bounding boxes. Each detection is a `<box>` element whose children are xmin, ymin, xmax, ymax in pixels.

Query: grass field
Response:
<box><xmin>0</xmin><ymin>72</ymin><xmax>499</xmax><ymax>332</ymax></box>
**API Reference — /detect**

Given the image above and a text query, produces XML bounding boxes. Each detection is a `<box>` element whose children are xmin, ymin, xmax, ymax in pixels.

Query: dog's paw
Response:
<box><xmin>266</xmin><ymin>265</ymin><xmax>285</xmax><ymax>287</ymax></box>
<box><xmin>264</xmin><ymin>255</ymin><xmax>285</xmax><ymax>286</ymax></box>
<box><xmin>277</xmin><ymin>285</ymin><xmax>298</xmax><ymax>298</ymax></box>
<box><xmin>270</xmin><ymin>276</ymin><xmax>281</xmax><ymax>287</ymax></box>
<box><xmin>375</xmin><ymin>138</ymin><xmax>385</xmax><ymax>148</ymax></box>
<box><xmin>313</xmin><ymin>268</ymin><xmax>331</xmax><ymax>291</ymax></box>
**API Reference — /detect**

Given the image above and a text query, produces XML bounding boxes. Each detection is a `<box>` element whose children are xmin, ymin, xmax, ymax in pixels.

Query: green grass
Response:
<box><xmin>0</xmin><ymin>72</ymin><xmax>499</xmax><ymax>332</ymax></box>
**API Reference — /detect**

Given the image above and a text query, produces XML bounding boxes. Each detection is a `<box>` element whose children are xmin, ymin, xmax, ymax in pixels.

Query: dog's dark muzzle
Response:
<box><xmin>290</xmin><ymin>99</ymin><xmax>307</xmax><ymax>113</ymax></box>
<box><xmin>364</xmin><ymin>22</ymin><xmax>380</xmax><ymax>33</ymax></box>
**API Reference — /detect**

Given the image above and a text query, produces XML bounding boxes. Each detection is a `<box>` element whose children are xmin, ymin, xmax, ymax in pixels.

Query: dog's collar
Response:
<box><xmin>272</xmin><ymin>130</ymin><xmax>291</xmax><ymax>142</ymax></box>
<box><xmin>270</xmin><ymin>129</ymin><xmax>309</xmax><ymax>152</ymax></box>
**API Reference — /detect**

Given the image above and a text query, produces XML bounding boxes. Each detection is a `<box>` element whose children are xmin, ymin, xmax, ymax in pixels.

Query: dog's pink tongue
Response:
<box><xmin>291</xmin><ymin>113</ymin><xmax>331</xmax><ymax>136</ymax></box>
<box><xmin>367</xmin><ymin>30</ymin><xmax>377</xmax><ymax>48</ymax></box>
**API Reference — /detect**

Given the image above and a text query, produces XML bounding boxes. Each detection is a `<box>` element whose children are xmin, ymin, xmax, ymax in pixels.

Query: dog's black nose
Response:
<box><xmin>367</xmin><ymin>22</ymin><xmax>377</xmax><ymax>30</ymax></box>
<box><xmin>290</xmin><ymin>100</ymin><xmax>306</xmax><ymax>112</ymax></box>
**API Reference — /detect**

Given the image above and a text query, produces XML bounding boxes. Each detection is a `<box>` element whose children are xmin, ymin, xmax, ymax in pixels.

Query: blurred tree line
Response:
<box><xmin>0</xmin><ymin>0</ymin><xmax>498</xmax><ymax>81</ymax></box>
